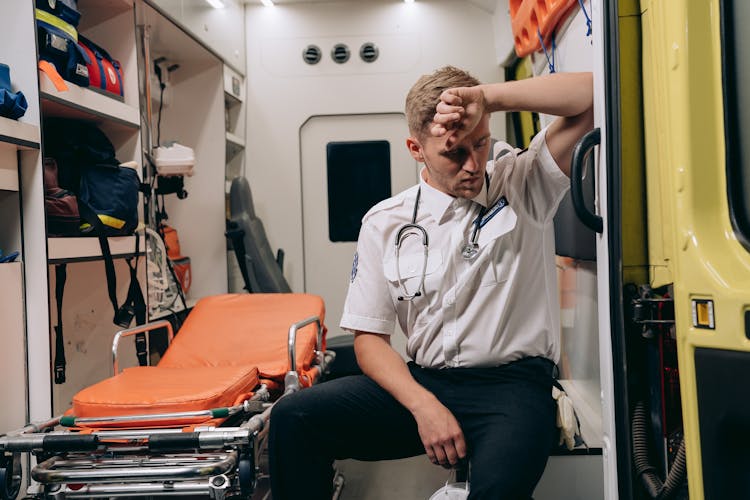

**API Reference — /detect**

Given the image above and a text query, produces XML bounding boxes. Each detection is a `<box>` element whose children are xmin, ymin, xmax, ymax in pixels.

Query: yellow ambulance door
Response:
<box><xmin>642</xmin><ymin>0</ymin><xmax>750</xmax><ymax>498</ymax></box>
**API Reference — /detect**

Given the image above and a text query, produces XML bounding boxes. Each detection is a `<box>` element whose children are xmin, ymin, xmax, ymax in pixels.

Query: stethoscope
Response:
<box><xmin>395</xmin><ymin>173</ymin><xmax>507</xmax><ymax>301</ymax></box>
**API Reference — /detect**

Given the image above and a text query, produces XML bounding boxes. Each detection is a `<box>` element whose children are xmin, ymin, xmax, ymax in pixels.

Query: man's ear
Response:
<box><xmin>406</xmin><ymin>137</ymin><xmax>424</xmax><ymax>162</ymax></box>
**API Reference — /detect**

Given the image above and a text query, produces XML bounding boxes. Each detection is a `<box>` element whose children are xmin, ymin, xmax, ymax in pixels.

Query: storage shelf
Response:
<box><xmin>77</xmin><ymin>0</ymin><xmax>134</xmax><ymax>31</ymax></box>
<box><xmin>48</xmin><ymin>236</ymin><xmax>142</xmax><ymax>264</ymax></box>
<box><xmin>226</xmin><ymin>132</ymin><xmax>245</xmax><ymax>162</ymax></box>
<box><xmin>226</xmin><ymin>131</ymin><xmax>245</xmax><ymax>148</ymax></box>
<box><xmin>40</xmin><ymin>73</ymin><xmax>140</xmax><ymax>129</ymax></box>
<box><xmin>0</xmin><ymin>116</ymin><xmax>40</xmax><ymax>150</ymax></box>
<box><xmin>224</xmin><ymin>90</ymin><xmax>242</xmax><ymax>107</ymax></box>
<box><xmin>0</xmin><ymin>168</ymin><xmax>18</xmax><ymax>191</ymax></box>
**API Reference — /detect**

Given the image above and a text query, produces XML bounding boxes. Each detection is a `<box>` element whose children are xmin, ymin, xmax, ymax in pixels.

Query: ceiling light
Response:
<box><xmin>260</xmin><ymin>0</ymin><xmax>275</xmax><ymax>6</ymax></box>
<box><xmin>205</xmin><ymin>0</ymin><xmax>225</xmax><ymax>8</ymax></box>
<box><xmin>404</xmin><ymin>0</ymin><xmax>415</xmax><ymax>3</ymax></box>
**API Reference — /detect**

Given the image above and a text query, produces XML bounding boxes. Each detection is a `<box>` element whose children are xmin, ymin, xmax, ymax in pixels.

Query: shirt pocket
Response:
<box><xmin>476</xmin><ymin>206</ymin><xmax>517</xmax><ymax>286</ymax></box>
<box><xmin>383</xmin><ymin>251</ymin><xmax>443</xmax><ymax>299</ymax></box>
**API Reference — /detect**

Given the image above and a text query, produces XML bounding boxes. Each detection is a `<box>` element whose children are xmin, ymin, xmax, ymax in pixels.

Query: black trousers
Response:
<box><xmin>268</xmin><ymin>357</ymin><xmax>557</xmax><ymax>500</ymax></box>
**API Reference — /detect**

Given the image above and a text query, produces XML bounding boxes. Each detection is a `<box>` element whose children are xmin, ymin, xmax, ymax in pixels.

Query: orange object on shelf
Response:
<box><xmin>509</xmin><ymin>0</ymin><xmax>579</xmax><ymax>57</ymax></box>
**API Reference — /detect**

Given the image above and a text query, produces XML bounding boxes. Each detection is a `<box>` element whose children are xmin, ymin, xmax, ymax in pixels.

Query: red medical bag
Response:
<box><xmin>78</xmin><ymin>35</ymin><xmax>123</xmax><ymax>98</ymax></box>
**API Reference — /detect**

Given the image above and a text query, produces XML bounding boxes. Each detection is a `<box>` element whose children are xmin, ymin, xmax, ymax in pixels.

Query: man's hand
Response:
<box><xmin>354</xmin><ymin>332</ymin><xmax>467</xmax><ymax>468</ymax></box>
<box><xmin>430</xmin><ymin>86</ymin><xmax>487</xmax><ymax>150</ymax></box>
<box><xmin>411</xmin><ymin>396</ymin><xmax>467</xmax><ymax>468</ymax></box>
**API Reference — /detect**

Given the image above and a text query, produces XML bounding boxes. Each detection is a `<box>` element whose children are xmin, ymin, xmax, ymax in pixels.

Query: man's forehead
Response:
<box><xmin>430</xmin><ymin>126</ymin><xmax>491</xmax><ymax>151</ymax></box>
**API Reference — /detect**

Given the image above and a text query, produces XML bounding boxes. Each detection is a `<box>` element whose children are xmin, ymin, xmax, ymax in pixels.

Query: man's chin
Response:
<box><xmin>454</xmin><ymin>180</ymin><xmax>482</xmax><ymax>199</ymax></box>
<box><xmin>455</xmin><ymin>186</ymin><xmax>481</xmax><ymax>199</ymax></box>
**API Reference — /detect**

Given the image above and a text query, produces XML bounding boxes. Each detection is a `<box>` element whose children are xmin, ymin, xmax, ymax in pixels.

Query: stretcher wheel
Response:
<box><xmin>0</xmin><ymin>453</ymin><xmax>21</xmax><ymax>500</ymax></box>
<box><xmin>238</xmin><ymin>456</ymin><xmax>255</xmax><ymax>498</ymax></box>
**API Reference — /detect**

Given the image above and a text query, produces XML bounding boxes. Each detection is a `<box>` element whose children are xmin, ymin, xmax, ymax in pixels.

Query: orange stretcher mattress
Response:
<box><xmin>70</xmin><ymin>293</ymin><xmax>326</xmax><ymax>421</ymax></box>
<box><xmin>159</xmin><ymin>293</ymin><xmax>326</xmax><ymax>381</ymax></box>
<box><xmin>73</xmin><ymin>365</ymin><xmax>259</xmax><ymax>419</ymax></box>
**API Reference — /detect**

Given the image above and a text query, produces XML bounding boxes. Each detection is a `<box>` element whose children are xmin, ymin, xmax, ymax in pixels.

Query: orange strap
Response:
<box><xmin>39</xmin><ymin>60</ymin><xmax>68</xmax><ymax>91</ymax></box>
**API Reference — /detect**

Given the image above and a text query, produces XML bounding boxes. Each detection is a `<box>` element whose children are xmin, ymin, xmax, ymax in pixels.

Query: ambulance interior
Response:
<box><xmin>0</xmin><ymin>0</ymin><xmax>696</xmax><ymax>499</ymax></box>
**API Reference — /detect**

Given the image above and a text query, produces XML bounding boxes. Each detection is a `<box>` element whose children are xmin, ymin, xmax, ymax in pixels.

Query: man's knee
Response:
<box><xmin>269</xmin><ymin>392</ymin><xmax>314</xmax><ymax>446</ymax></box>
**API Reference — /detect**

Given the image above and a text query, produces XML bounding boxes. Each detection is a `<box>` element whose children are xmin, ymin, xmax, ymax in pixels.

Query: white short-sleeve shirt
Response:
<box><xmin>340</xmin><ymin>128</ymin><xmax>570</xmax><ymax>368</ymax></box>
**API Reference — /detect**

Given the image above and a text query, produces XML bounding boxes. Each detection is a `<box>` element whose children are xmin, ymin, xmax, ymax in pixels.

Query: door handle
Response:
<box><xmin>570</xmin><ymin>127</ymin><xmax>602</xmax><ymax>233</ymax></box>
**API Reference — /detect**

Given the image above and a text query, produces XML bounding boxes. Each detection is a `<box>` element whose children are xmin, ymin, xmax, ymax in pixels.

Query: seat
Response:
<box><xmin>227</xmin><ymin>176</ymin><xmax>292</xmax><ymax>293</ymax></box>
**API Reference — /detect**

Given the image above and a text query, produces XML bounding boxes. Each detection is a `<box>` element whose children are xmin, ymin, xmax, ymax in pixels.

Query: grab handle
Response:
<box><xmin>570</xmin><ymin>128</ymin><xmax>602</xmax><ymax>233</ymax></box>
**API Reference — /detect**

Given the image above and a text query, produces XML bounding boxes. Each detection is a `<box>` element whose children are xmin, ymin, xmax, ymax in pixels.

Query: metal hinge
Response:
<box><xmin>631</xmin><ymin>285</ymin><xmax>675</xmax><ymax>325</ymax></box>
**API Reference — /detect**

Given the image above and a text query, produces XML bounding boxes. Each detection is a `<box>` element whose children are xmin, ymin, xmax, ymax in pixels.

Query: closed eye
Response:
<box><xmin>442</xmin><ymin>148</ymin><xmax>468</xmax><ymax>162</ymax></box>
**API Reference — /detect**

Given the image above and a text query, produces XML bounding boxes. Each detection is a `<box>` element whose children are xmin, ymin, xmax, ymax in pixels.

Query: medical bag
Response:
<box><xmin>43</xmin><ymin>118</ymin><xmax>140</xmax><ymax>236</ymax></box>
<box><xmin>0</xmin><ymin>63</ymin><xmax>28</xmax><ymax>120</ymax></box>
<box><xmin>161</xmin><ymin>224</ymin><xmax>192</xmax><ymax>294</ymax></box>
<box><xmin>78</xmin><ymin>161</ymin><xmax>140</xmax><ymax>237</ymax></box>
<box><xmin>43</xmin><ymin>157</ymin><xmax>81</xmax><ymax>237</ymax></box>
<box><xmin>35</xmin><ymin>0</ymin><xmax>81</xmax><ymax>27</ymax></box>
<box><xmin>78</xmin><ymin>35</ymin><xmax>124</xmax><ymax>98</ymax></box>
<box><xmin>36</xmin><ymin>8</ymin><xmax>90</xmax><ymax>88</ymax></box>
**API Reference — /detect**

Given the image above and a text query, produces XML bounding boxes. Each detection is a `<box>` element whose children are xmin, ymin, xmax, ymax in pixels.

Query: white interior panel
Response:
<box><xmin>0</xmin><ymin>262</ymin><xmax>27</xmax><ymax>431</ymax></box>
<box><xmin>300</xmin><ymin>113</ymin><xmax>417</xmax><ymax>350</ymax></box>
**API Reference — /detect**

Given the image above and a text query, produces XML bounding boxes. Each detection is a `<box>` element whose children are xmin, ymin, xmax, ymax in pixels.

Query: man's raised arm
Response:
<box><xmin>432</xmin><ymin>72</ymin><xmax>594</xmax><ymax>177</ymax></box>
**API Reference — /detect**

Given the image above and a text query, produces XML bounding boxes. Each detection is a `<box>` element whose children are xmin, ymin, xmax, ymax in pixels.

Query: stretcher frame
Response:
<box><xmin>0</xmin><ymin>315</ymin><xmax>336</xmax><ymax>500</ymax></box>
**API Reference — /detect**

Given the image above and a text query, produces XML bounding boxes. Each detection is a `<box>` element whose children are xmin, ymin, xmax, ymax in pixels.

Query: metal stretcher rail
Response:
<box><xmin>32</xmin><ymin>451</ymin><xmax>238</xmax><ymax>484</ymax></box>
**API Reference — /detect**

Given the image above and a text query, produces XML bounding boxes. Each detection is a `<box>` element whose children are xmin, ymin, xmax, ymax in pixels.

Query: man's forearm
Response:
<box><xmin>481</xmin><ymin>72</ymin><xmax>593</xmax><ymax>118</ymax></box>
<box><xmin>354</xmin><ymin>332</ymin><xmax>438</xmax><ymax>413</ymax></box>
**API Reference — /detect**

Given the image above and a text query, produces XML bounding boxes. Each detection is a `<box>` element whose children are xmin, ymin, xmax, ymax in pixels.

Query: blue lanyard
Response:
<box><xmin>473</xmin><ymin>196</ymin><xmax>508</xmax><ymax>230</ymax></box>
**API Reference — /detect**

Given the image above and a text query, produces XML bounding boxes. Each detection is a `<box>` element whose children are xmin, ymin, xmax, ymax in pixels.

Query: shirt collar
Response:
<box><xmin>417</xmin><ymin>167</ymin><xmax>489</xmax><ymax>223</ymax></box>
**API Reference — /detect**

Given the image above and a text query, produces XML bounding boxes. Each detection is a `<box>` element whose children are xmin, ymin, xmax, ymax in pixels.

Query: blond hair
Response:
<box><xmin>405</xmin><ymin>66</ymin><xmax>481</xmax><ymax>138</ymax></box>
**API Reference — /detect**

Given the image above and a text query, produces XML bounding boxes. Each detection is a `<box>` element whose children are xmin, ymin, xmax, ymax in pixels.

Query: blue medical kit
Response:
<box><xmin>78</xmin><ymin>163</ymin><xmax>140</xmax><ymax>237</ymax></box>
<box><xmin>36</xmin><ymin>8</ymin><xmax>90</xmax><ymax>88</ymax></box>
<box><xmin>0</xmin><ymin>63</ymin><xmax>28</xmax><ymax>120</ymax></box>
<box><xmin>35</xmin><ymin>0</ymin><xmax>81</xmax><ymax>28</ymax></box>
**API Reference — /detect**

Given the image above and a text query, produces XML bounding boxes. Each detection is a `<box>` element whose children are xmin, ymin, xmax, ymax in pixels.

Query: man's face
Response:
<box><xmin>408</xmin><ymin>115</ymin><xmax>492</xmax><ymax>199</ymax></box>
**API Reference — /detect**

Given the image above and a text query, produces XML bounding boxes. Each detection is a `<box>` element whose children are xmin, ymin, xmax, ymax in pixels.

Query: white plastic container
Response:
<box><xmin>153</xmin><ymin>142</ymin><xmax>195</xmax><ymax>177</ymax></box>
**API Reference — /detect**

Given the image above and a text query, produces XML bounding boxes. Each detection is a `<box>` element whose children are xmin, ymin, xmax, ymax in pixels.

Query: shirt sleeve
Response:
<box><xmin>339</xmin><ymin>218</ymin><xmax>397</xmax><ymax>335</ymax></box>
<box><xmin>491</xmin><ymin>126</ymin><xmax>570</xmax><ymax>225</ymax></box>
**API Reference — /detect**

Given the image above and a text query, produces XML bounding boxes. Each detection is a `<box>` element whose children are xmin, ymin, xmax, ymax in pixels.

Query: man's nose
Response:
<box><xmin>463</xmin><ymin>153</ymin><xmax>481</xmax><ymax>173</ymax></box>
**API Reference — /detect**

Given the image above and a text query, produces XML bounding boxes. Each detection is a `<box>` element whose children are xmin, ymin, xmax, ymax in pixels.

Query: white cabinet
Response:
<box><xmin>35</xmin><ymin>0</ymin><xmax>147</xmax><ymax>414</ymax></box>
<box><xmin>0</xmin><ymin>0</ymin><xmax>46</xmax><ymax>426</ymax></box>
<box><xmin>224</xmin><ymin>65</ymin><xmax>246</xmax><ymax>293</ymax></box>
<box><xmin>143</xmin><ymin>2</ymin><xmax>229</xmax><ymax>304</ymax></box>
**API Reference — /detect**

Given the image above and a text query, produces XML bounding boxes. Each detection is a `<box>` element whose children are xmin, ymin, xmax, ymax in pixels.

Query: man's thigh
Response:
<box><xmin>271</xmin><ymin>374</ymin><xmax>425</xmax><ymax>461</ymax></box>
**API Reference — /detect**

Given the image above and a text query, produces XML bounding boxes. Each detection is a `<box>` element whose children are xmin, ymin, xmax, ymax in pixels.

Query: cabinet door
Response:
<box><xmin>0</xmin><ymin>262</ymin><xmax>27</xmax><ymax>431</ymax></box>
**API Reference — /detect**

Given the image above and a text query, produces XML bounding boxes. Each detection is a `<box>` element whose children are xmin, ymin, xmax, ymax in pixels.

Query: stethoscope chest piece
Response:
<box><xmin>461</xmin><ymin>243</ymin><xmax>479</xmax><ymax>260</ymax></box>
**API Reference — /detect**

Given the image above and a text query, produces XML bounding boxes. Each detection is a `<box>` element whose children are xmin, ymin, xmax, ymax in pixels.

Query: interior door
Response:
<box><xmin>300</xmin><ymin>113</ymin><xmax>418</xmax><ymax>348</ymax></box>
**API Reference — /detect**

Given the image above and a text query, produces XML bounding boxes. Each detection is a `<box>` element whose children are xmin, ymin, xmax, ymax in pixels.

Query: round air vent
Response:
<box><xmin>359</xmin><ymin>42</ymin><xmax>379</xmax><ymax>63</ymax></box>
<box><xmin>331</xmin><ymin>44</ymin><xmax>350</xmax><ymax>64</ymax></box>
<box><xmin>302</xmin><ymin>45</ymin><xmax>322</xmax><ymax>65</ymax></box>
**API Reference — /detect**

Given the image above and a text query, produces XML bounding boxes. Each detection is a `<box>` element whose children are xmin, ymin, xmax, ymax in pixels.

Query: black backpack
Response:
<box><xmin>43</xmin><ymin>118</ymin><xmax>139</xmax><ymax>236</ymax></box>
